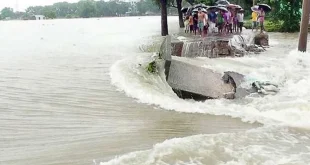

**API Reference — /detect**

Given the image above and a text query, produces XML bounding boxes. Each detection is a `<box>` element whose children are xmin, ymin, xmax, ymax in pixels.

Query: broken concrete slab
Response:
<box><xmin>167</xmin><ymin>58</ymin><xmax>235</xmax><ymax>99</ymax></box>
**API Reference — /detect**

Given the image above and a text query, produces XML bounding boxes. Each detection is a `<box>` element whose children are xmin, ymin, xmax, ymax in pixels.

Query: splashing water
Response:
<box><xmin>106</xmin><ymin>34</ymin><xmax>310</xmax><ymax>164</ymax></box>
<box><xmin>101</xmin><ymin>126</ymin><xmax>310</xmax><ymax>165</ymax></box>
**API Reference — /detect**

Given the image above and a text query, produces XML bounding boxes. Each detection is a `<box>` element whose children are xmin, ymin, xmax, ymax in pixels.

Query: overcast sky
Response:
<box><xmin>0</xmin><ymin>0</ymin><xmax>81</xmax><ymax>11</ymax></box>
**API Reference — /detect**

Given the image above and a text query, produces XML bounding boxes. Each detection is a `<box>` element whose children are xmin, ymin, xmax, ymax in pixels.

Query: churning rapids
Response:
<box><xmin>1</xmin><ymin>17</ymin><xmax>310</xmax><ymax>165</ymax></box>
<box><xmin>107</xmin><ymin>26</ymin><xmax>310</xmax><ymax>164</ymax></box>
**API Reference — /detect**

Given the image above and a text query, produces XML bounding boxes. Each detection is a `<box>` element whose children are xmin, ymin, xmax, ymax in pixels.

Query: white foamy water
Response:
<box><xmin>106</xmin><ymin>32</ymin><xmax>310</xmax><ymax>164</ymax></box>
<box><xmin>101</xmin><ymin>126</ymin><xmax>310</xmax><ymax>165</ymax></box>
<box><xmin>110</xmin><ymin>47</ymin><xmax>310</xmax><ymax>128</ymax></box>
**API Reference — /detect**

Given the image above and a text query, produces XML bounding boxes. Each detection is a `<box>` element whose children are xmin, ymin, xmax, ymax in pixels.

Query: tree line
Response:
<box><xmin>0</xmin><ymin>0</ymin><xmax>163</xmax><ymax>20</ymax></box>
<box><xmin>0</xmin><ymin>0</ymin><xmax>302</xmax><ymax>33</ymax></box>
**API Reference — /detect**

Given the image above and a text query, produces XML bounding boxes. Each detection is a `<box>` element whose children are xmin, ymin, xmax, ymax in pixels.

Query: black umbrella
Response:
<box><xmin>216</xmin><ymin>0</ymin><xmax>230</xmax><ymax>6</ymax></box>
<box><xmin>194</xmin><ymin>3</ymin><xmax>208</xmax><ymax>9</ymax></box>
<box><xmin>207</xmin><ymin>6</ymin><xmax>218</xmax><ymax>11</ymax></box>
<box><xmin>258</xmin><ymin>4</ymin><xmax>271</xmax><ymax>12</ymax></box>
<box><xmin>216</xmin><ymin>4</ymin><xmax>226</xmax><ymax>8</ymax></box>
<box><xmin>216</xmin><ymin>6</ymin><xmax>228</xmax><ymax>12</ymax></box>
<box><xmin>192</xmin><ymin>8</ymin><xmax>199</xmax><ymax>13</ymax></box>
<box><xmin>201</xmin><ymin>8</ymin><xmax>208</xmax><ymax>13</ymax></box>
<box><xmin>181</xmin><ymin>7</ymin><xmax>188</xmax><ymax>13</ymax></box>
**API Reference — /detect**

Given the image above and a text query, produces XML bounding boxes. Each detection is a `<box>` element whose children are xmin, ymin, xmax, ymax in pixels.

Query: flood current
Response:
<box><xmin>1</xmin><ymin>17</ymin><xmax>310</xmax><ymax>165</ymax></box>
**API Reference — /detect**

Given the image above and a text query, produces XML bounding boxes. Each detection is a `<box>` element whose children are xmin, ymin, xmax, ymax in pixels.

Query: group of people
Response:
<box><xmin>184</xmin><ymin>7</ymin><xmax>244</xmax><ymax>37</ymax></box>
<box><xmin>184</xmin><ymin>5</ymin><xmax>266</xmax><ymax>37</ymax></box>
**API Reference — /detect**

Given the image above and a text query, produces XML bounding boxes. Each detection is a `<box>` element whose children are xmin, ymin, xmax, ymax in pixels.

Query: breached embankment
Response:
<box><xmin>107</xmin><ymin>42</ymin><xmax>310</xmax><ymax>165</ymax></box>
<box><xmin>159</xmin><ymin>32</ymin><xmax>275</xmax><ymax>100</ymax></box>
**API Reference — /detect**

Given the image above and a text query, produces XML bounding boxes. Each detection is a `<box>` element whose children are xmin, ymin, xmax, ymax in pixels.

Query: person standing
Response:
<box><xmin>184</xmin><ymin>16</ymin><xmax>190</xmax><ymax>33</ymax></box>
<box><xmin>189</xmin><ymin>14</ymin><xmax>194</xmax><ymax>34</ymax></box>
<box><xmin>193</xmin><ymin>13</ymin><xmax>198</xmax><ymax>35</ymax></box>
<box><xmin>208</xmin><ymin>9</ymin><xmax>217</xmax><ymax>33</ymax></box>
<box><xmin>251</xmin><ymin>10</ymin><xmax>258</xmax><ymax>31</ymax></box>
<box><xmin>225</xmin><ymin>9</ymin><xmax>232</xmax><ymax>34</ymax></box>
<box><xmin>258</xmin><ymin>8</ymin><xmax>265</xmax><ymax>32</ymax></box>
<box><xmin>233</xmin><ymin>10</ymin><xmax>238</xmax><ymax>32</ymax></box>
<box><xmin>237</xmin><ymin>10</ymin><xmax>244</xmax><ymax>33</ymax></box>
<box><xmin>198</xmin><ymin>8</ymin><xmax>208</xmax><ymax>37</ymax></box>
<box><xmin>216</xmin><ymin>10</ymin><xmax>224</xmax><ymax>34</ymax></box>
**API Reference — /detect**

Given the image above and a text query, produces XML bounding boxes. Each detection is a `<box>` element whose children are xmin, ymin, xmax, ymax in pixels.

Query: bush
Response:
<box><xmin>243</xmin><ymin>20</ymin><xmax>282</xmax><ymax>32</ymax></box>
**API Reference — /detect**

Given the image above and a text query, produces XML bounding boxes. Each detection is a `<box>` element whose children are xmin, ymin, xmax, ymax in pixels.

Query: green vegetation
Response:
<box><xmin>0</xmin><ymin>0</ymin><xmax>302</xmax><ymax>34</ymax></box>
<box><xmin>147</xmin><ymin>61</ymin><xmax>157</xmax><ymax>73</ymax></box>
<box><xmin>268</xmin><ymin>0</ymin><xmax>301</xmax><ymax>32</ymax></box>
<box><xmin>244</xmin><ymin>20</ymin><xmax>282</xmax><ymax>32</ymax></box>
<box><xmin>0</xmin><ymin>7</ymin><xmax>15</xmax><ymax>19</ymax></box>
<box><xmin>0</xmin><ymin>0</ymin><xmax>161</xmax><ymax>20</ymax></box>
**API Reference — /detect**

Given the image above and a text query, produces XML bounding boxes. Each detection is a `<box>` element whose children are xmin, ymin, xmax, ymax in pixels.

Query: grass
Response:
<box><xmin>244</xmin><ymin>20</ymin><xmax>283</xmax><ymax>32</ymax></box>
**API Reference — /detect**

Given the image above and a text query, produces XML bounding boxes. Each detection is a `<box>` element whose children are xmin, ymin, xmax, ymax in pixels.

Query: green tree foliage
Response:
<box><xmin>44</xmin><ymin>10</ymin><xmax>57</xmax><ymax>19</ymax></box>
<box><xmin>0</xmin><ymin>7</ymin><xmax>15</xmax><ymax>19</ymax></box>
<box><xmin>0</xmin><ymin>0</ymin><xmax>161</xmax><ymax>20</ymax></box>
<box><xmin>267</xmin><ymin>0</ymin><xmax>301</xmax><ymax>32</ymax></box>
<box><xmin>78</xmin><ymin>0</ymin><xmax>96</xmax><ymax>18</ymax></box>
<box><xmin>137</xmin><ymin>0</ymin><xmax>160</xmax><ymax>15</ymax></box>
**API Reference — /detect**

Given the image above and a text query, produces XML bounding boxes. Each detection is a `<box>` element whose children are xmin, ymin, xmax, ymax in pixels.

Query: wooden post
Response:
<box><xmin>298</xmin><ymin>0</ymin><xmax>310</xmax><ymax>52</ymax></box>
<box><xmin>253</xmin><ymin>0</ymin><xmax>255</xmax><ymax>6</ymax></box>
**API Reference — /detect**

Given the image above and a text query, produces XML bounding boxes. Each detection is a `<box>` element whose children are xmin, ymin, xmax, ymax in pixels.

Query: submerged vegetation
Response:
<box><xmin>147</xmin><ymin>61</ymin><xmax>157</xmax><ymax>73</ymax></box>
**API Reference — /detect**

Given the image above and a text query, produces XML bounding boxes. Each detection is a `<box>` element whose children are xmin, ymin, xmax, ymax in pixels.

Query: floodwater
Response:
<box><xmin>1</xmin><ymin>17</ymin><xmax>310</xmax><ymax>165</ymax></box>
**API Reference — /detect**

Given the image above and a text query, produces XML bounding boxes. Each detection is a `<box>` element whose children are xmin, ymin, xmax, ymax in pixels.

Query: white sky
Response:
<box><xmin>0</xmin><ymin>0</ymin><xmax>81</xmax><ymax>11</ymax></box>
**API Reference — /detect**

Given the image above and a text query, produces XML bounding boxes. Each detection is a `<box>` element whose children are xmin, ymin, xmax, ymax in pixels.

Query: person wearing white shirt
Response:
<box><xmin>237</xmin><ymin>10</ymin><xmax>244</xmax><ymax>33</ymax></box>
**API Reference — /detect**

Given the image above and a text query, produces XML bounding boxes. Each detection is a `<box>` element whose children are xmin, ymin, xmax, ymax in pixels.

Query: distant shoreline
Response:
<box><xmin>0</xmin><ymin>15</ymin><xmax>180</xmax><ymax>21</ymax></box>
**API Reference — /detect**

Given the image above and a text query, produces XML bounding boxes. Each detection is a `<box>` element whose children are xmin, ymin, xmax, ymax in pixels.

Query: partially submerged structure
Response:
<box><xmin>158</xmin><ymin>33</ymin><xmax>277</xmax><ymax>100</ymax></box>
<box><xmin>34</xmin><ymin>15</ymin><xmax>45</xmax><ymax>20</ymax></box>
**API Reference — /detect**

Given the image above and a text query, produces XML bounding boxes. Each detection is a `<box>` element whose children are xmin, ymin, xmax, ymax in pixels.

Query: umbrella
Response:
<box><xmin>181</xmin><ymin>7</ymin><xmax>188</xmax><ymax>13</ymax></box>
<box><xmin>192</xmin><ymin>8</ymin><xmax>207</xmax><ymax>13</ymax></box>
<box><xmin>258</xmin><ymin>4</ymin><xmax>271</xmax><ymax>12</ymax></box>
<box><xmin>207</xmin><ymin>6</ymin><xmax>218</xmax><ymax>11</ymax></box>
<box><xmin>216</xmin><ymin>0</ymin><xmax>230</xmax><ymax>6</ymax></box>
<box><xmin>226</xmin><ymin>4</ymin><xmax>236</xmax><ymax>8</ymax></box>
<box><xmin>235</xmin><ymin>5</ymin><xmax>242</xmax><ymax>9</ymax></box>
<box><xmin>216</xmin><ymin>6</ymin><xmax>228</xmax><ymax>12</ymax></box>
<box><xmin>194</xmin><ymin>3</ymin><xmax>208</xmax><ymax>9</ymax></box>
<box><xmin>192</xmin><ymin>8</ymin><xmax>198</xmax><ymax>12</ymax></box>
<box><xmin>217</xmin><ymin>4</ymin><xmax>226</xmax><ymax>7</ymax></box>
<box><xmin>226</xmin><ymin>4</ymin><xmax>242</xmax><ymax>9</ymax></box>
<box><xmin>201</xmin><ymin>8</ymin><xmax>208</xmax><ymax>13</ymax></box>
<box><xmin>251</xmin><ymin>5</ymin><xmax>259</xmax><ymax>12</ymax></box>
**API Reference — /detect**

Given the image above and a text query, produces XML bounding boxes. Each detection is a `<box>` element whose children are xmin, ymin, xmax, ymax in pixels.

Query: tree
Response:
<box><xmin>176</xmin><ymin>0</ymin><xmax>184</xmax><ymax>28</ymax></box>
<box><xmin>137</xmin><ymin>0</ymin><xmax>160</xmax><ymax>15</ymax></box>
<box><xmin>0</xmin><ymin>0</ymin><xmax>165</xmax><ymax>20</ymax></box>
<box><xmin>160</xmin><ymin>0</ymin><xmax>169</xmax><ymax>36</ymax></box>
<box><xmin>44</xmin><ymin>10</ymin><xmax>57</xmax><ymax>19</ymax></box>
<box><xmin>78</xmin><ymin>0</ymin><xmax>96</xmax><ymax>18</ymax></box>
<box><xmin>269</xmin><ymin>0</ymin><xmax>301</xmax><ymax>32</ymax></box>
<box><xmin>1</xmin><ymin>7</ymin><xmax>14</xmax><ymax>19</ymax></box>
<box><xmin>168</xmin><ymin>0</ymin><xmax>185</xmax><ymax>28</ymax></box>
